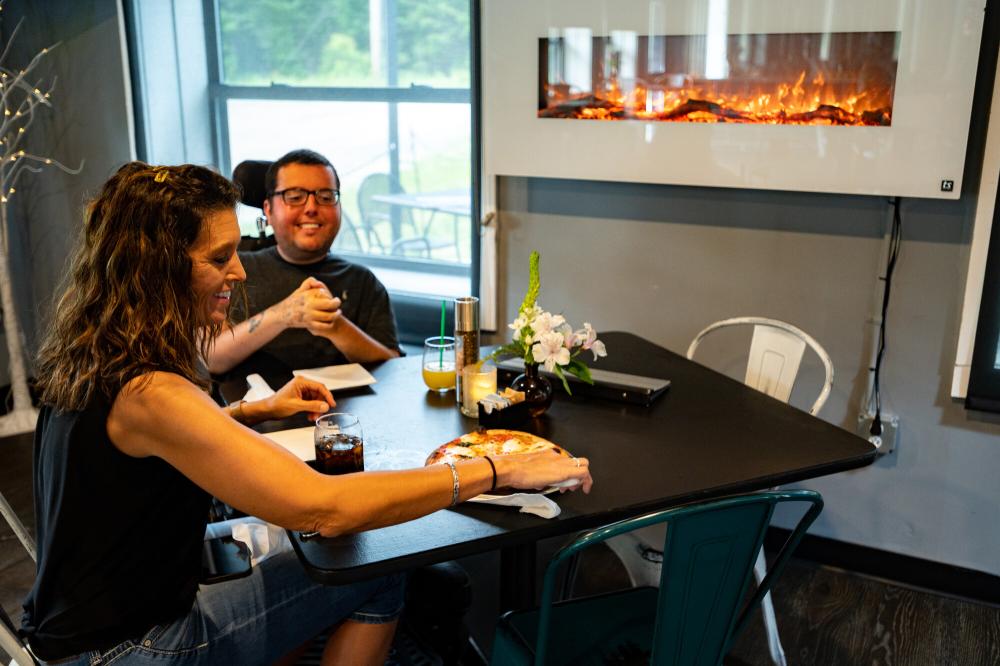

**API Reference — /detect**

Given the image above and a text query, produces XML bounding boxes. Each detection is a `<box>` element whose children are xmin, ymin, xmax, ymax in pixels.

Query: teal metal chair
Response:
<box><xmin>491</xmin><ymin>490</ymin><xmax>823</xmax><ymax>666</ymax></box>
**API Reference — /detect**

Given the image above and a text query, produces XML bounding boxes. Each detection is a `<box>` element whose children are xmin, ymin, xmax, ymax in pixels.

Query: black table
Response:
<box><xmin>219</xmin><ymin>332</ymin><xmax>875</xmax><ymax>608</ymax></box>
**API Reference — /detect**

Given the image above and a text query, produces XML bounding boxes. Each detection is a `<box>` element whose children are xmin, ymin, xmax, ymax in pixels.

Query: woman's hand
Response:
<box><xmin>496</xmin><ymin>449</ymin><xmax>593</xmax><ymax>494</ymax></box>
<box><xmin>256</xmin><ymin>376</ymin><xmax>335</xmax><ymax>422</ymax></box>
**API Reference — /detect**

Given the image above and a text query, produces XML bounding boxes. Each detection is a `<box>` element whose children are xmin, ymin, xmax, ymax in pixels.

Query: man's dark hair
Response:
<box><xmin>265</xmin><ymin>149</ymin><xmax>340</xmax><ymax>194</ymax></box>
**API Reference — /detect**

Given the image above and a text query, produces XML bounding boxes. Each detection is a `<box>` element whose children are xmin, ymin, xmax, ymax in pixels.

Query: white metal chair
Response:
<box><xmin>606</xmin><ymin>316</ymin><xmax>833</xmax><ymax>666</ymax></box>
<box><xmin>0</xmin><ymin>491</ymin><xmax>36</xmax><ymax>666</ymax></box>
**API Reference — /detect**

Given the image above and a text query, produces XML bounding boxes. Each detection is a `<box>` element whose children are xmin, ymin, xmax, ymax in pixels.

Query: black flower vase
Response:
<box><xmin>511</xmin><ymin>362</ymin><xmax>554</xmax><ymax>417</ymax></box>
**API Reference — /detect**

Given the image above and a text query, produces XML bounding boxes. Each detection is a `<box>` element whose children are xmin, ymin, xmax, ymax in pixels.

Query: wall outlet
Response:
<box><xmin>857</xmin><ymin>412</ymin><xmax>899</xmax><ymax>455</ymax></box>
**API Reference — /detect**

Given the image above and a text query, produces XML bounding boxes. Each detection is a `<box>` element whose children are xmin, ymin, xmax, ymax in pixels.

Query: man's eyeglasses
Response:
<box><xmin>271</xmin><ymin>188</ymin><xmax>340</xmax><ymax>206</ymax></box>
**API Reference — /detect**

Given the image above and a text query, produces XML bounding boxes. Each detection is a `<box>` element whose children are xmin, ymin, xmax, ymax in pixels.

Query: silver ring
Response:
<box><xmin>574</xmin><ymin>458</ymin><xmax>581</xmax><ymax>467</ymax></box>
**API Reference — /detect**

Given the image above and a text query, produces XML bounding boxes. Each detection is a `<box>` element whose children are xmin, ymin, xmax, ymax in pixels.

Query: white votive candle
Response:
<box><xmin>461</xmin><ymin>364</ymin><xmax>497</xmax><ymax>417</ymax></box>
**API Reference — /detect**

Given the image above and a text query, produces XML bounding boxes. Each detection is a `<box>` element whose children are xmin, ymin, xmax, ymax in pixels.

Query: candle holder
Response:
<box><xmin>460</xmin><ymin>363</ymin><xmax>497</xmax><ymax>417</ymax></box>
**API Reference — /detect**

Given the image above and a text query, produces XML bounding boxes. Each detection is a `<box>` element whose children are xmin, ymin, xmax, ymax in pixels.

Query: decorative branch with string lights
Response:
<box><xmin>0</xmin><ymin>4</ymin><xmax>84</xmax><ymax>436</ymax></box>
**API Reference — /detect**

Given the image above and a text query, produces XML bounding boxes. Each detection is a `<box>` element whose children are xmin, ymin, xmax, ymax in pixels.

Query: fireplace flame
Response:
<box><xmin>541</xmin><ymin>70</ymin><xmax>893</xmax><ymax>126</ymax></box>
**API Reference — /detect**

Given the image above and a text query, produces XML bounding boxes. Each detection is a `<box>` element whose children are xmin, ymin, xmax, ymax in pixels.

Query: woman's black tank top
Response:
<box><xmin>20</xmin><ymin>399</ymin><xmax>211</xmax><ymax>660</ymax></box>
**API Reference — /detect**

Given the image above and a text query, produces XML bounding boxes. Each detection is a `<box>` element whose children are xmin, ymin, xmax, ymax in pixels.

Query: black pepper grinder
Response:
<box><xmin>454</xmin><ymin>296</ymin><xmax>480</xmax><ymax>406</ymax></box>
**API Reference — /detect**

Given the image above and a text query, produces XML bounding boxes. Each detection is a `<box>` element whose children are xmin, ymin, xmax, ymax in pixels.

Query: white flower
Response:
<box><xmin>532</xmin><ymin>331</ymin><xmax>571</xmax><ymax>371</ymax></box>
<box><xmin>529</xmin><ymin>310</ymin><xmax>566</xmax><ymax>339</ymax></box>
<box><xmin>588</xmin><ymin>339</ymin><xmax>607</xmax><ymax>360</ymax></box>
<box><xmin>570</xmin><ymin>323</ymin><xmax>591</xmax><ymax>348</ymax></box>
<box><xmin>509</xmin><ymin>305</ymin><xmax>542</xmax><ymax>343</ymax></box>
<box><xmin>572</xmin><ymin>322</ymin><xmax>606</xmax><ymax>360</ymax></box>
<box><xmin>509</xmin><ymin>314</ymin><xmax>528</xmax><ymax>341</ymax></box>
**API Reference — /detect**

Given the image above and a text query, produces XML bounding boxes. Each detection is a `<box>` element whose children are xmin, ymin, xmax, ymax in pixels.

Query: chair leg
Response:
<box><xmin>1</xmin><ymin>612</ymin><xmax>35</xmax><ymax>666</ymax></box>
<box><xmin>753</xmin><ymin>548</ymin><xmax>788</xmax><ymax>666</ymax></box>
<box><xmin>0</xmin><ymin>491</ymin><xmax>35</xmax><ymax>562</ymax></box>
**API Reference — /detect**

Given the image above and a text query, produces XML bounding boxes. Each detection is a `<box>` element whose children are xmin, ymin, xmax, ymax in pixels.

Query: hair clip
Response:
<box><xmin>154</xmin><ymin>171</ymin><xmax>168</xmax><ymax>183</ymax></box>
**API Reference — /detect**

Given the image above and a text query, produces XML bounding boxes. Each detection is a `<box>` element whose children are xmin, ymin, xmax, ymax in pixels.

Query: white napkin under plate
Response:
<box><xmin>242</xmin><ymin>374</ymin><xmax>276</xmax><ymax>402</ymax></box>
<box><xmin>468</xmin><ymin>492</ymin><xmax>561</xmax><ymax>519</ymax></box>
<box><xmin>292</xmin><ymin>363</ymin><xmax>377</xmax><ymax>391</ymax></box>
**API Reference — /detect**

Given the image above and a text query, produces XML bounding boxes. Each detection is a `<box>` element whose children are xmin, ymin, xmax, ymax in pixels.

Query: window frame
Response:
<box><xmin>201</xmin><ymin>0</ymin><xmax>483</xmax><ymax>343</ymax></box>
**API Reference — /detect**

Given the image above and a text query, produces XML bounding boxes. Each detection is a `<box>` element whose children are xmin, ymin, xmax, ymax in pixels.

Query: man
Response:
<box><xmin>207</xmin><ymin>149</ymin><xmax>400</xmax><ymax>373</ymax></box>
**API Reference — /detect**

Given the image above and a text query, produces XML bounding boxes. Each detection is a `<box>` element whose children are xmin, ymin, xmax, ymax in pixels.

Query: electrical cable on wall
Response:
<box><xmin>869</xmin><ymin>197</ymin><xmax>903</xmax><ymax>441</ymax></box>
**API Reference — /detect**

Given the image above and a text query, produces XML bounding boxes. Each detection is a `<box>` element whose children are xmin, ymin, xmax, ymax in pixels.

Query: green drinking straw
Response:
<box><xmin>438</xmin><ymin>299</ymin><xmax>446</xmax><ymax>369</ymax></box>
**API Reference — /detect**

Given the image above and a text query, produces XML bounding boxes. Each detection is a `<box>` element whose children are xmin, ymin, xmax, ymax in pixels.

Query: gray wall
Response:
<box><xmin>1</xmin><ymin>0</ymin><xmax>133</xmax><ymax>366</ymax></box>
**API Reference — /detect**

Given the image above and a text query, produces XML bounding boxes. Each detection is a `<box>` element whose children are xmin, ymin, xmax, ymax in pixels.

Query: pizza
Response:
<box><xmin>425</xmin><ymin>429</ymin><xmax>572</xmax><ymax>466</ymax></box>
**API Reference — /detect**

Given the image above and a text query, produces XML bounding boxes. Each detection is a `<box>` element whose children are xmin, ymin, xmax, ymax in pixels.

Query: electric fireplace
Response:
<box><xmin>483</xmin><ymin>0</ymin><xmax>985</xmax><ymax>199</ymax></box>
<box><xmin>539</xmin><ymin>32</ymin><xmax>897</xmax><ymax>127</ymax></box>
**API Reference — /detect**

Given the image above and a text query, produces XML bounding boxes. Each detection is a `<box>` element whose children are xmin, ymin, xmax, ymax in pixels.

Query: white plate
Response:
<box><xmin>292</xmin><ymin>363</ymin><xmax>377</xmax><ymax>391</ymax></box>
<box><xmin>261</xmin><ymin>426</ymin><xmax>314</xmax><ymax>461</ymax></box>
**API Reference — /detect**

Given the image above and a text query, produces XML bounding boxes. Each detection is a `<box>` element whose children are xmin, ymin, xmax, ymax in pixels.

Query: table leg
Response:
<box><xmin>499</xmin><ymin>543</ymin><xmax>536</xmax><ymax>610</ymax></box>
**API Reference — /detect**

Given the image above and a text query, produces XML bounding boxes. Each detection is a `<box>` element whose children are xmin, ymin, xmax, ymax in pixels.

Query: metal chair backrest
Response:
<box><xmin>687</xmin><ymin>317</ymin><xmax>834</xmax><ymax>416</ymax></box>
<box><xmin>534</xmin><ymin>490</ymin><xmax>823</xmax><ymax>666</ymax></box>
<box><xmin>0</xmin><ymin>492</ymin><xmax>36</xmax><ymax>666</ymax></box>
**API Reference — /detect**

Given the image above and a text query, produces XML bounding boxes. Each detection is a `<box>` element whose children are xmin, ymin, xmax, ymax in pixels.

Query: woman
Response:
<box><xmin>22</xmin><ymin>163</ymin><xmax>592</xmax><ymax>666</ymax></box>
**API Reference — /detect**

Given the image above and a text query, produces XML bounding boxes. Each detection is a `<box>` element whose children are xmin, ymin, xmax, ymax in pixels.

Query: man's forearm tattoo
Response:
<box><xmin>248</xmin><ymin>313</ymin><xmax>264</xmax><ymax>333</ymax></box>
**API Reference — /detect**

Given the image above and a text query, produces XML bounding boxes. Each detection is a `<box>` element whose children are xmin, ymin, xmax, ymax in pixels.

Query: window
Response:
<box><xmin>126</xmin><ymin>0</ymin><xmax>480</xmax><ymax>343</ymax></box>
<box><xmin>209</xmin><ymin>0</ymin><xmax>476</xmax><ymax>311</ymax></box>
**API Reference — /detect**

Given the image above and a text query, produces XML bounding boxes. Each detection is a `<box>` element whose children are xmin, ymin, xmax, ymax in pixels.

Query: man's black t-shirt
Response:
<box><xmin>236</xmin><ymin>247</ymin><xmax>400</xmax><ymax>369</ymax></box>
<box><xmin>21</xmin><ymin>401</ymin><xmax>211</xmax><ymax>660</ymax></box>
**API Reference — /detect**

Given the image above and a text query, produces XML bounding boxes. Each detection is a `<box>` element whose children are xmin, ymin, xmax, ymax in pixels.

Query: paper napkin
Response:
<box><xmin>468</xmin><ymin>492</ymin><xmax>561</xmax><ymax>519</ymax></box>
<box><xmin>260</xmin><ymin>426</ymin><xmax>314</xmax><ymax>461</ymax></box>
<box><xmin>204</xmin><ymin>517</ymin><xmax>291</xmax><ymax>567</ymax></box>
<box><xmin>242</xmin><ymin>373</ymin><xmax>276</xmax><ymax>402</ymax></box>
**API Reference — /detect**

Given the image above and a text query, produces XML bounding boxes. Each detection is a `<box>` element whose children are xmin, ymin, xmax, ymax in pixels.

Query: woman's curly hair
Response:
<box><xmin>35</xmin><ymin>161</ymin><xmax>240</xmax><ymax>411</ymax></box>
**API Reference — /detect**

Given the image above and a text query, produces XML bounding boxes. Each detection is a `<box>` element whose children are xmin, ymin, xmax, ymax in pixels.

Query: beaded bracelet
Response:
<box><xmin>443</xmin><ymin>460</ymin><xmax>459</xmax><ymax>506</ymax></box>
<box><xmin>483</xmin><ymin>456</ymin><xmax>497</xmax><ymax>493</ymax></box>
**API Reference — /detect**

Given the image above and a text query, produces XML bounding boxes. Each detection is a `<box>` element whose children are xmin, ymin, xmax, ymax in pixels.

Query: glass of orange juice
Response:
<box><xmin>422</xmin><ymin>336</ymin><xmax>456</xmax><ymax>392</ymax></box>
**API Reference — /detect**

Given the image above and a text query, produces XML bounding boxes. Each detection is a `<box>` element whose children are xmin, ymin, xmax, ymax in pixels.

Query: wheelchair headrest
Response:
<box><xmin>231</xmin><ymin>160</ymin><xmax>273</xmax><ymax>210</ymax></box>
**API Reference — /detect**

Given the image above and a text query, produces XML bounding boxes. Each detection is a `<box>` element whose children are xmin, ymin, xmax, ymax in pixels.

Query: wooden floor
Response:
<box><xmin>568</xmin><ymin>541</ymin><xmax>1000</xmax><ymax>666</ymax></box>
<box><xmin>3</xmin><ymin>430</ymin><xmax>999</xmax><ymax>665</ymax></box>
<box><xmin>730</xmin><ymin>559</ymin><xmax>1000</xmax><ymax>665</ymax></box>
